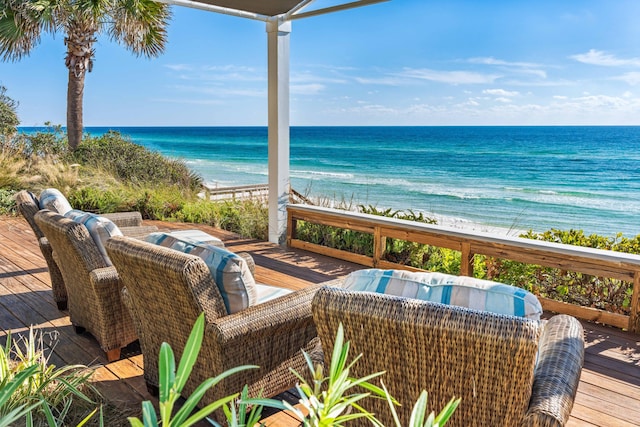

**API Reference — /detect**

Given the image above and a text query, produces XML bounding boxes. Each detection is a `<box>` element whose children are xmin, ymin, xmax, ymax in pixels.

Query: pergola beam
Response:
<box><xmin>288</xmin><ymin>0</ymin><xmax>389</xmax><ymax>20</ymax></box>
<box><xmin>154</xmin><ymin>0</ymin><xmax>270</xmax><ymax>21</ymax></box>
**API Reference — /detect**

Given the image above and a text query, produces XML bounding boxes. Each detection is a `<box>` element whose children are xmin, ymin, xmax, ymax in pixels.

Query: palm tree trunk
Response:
<box><xmin>67</xmin><ymin>70</ymin><xmax>84</xmax><ymax>151</ymax></box>
<box><xmin>64</xmin><ymin>18</ymin><xmax>96</xmax><ymax>151</ymax></box>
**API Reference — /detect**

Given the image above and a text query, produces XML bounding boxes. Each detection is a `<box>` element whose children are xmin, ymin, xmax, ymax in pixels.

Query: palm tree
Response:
<box><xmin>0</xmin><ymin>0</ymin><xmax>170</xmax><ymax>150</ymax></box>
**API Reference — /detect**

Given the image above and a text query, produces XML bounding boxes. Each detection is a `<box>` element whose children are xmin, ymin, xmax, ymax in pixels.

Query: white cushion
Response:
<box><xmin>342</xmin><ymin>269</ymin><xmax>543</xmax><ymax>320</ymax></box>
<box><xmin>166</xmin><ymin>229</ymin><xmax>224</xmax><ymax>247</ymax></box>
<box><xmin>145</xmin><ymin>232</ymin><xmax>256</xmax><ymax>314</ymax></box>
<box><xmin>39</xmin><ymin>188</ymin><xmax>73</xmax><ymax>215</ymax></box>
<box><xmin>255</xmin><ymin>284</ymin><xmax>292</xmax><ymax>304</ymax></box>
<box><xmin>64</xmin><ymin>210</ymin><xmax>123</xmax><ymax>266</ymax></box>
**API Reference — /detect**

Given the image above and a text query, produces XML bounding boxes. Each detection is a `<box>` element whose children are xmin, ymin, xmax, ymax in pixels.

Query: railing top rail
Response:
<box><xmin>204</xmin><ymin>183</ymin><xmax>269</xmax><ymax>194</ymax></box>
<box><xmin>288</xmin><ymin>204</ymin><xmax>640</xmax><ymax>268</ymax></box>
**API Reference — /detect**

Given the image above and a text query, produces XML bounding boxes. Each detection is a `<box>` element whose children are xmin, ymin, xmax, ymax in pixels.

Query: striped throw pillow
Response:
<box><xmin>39</xmin><ymin>188</ymin><xmax>73</xmax><ymax>215</ymax></box>
<box><xmin>342</xmin><ymin>269</ymin><xmax>543</xmax><ymax>320</ymax></box>
<box><xmin>145</xmin><ymin>232</ymin><xmax>257</xmax><ymax>314</ymax></box>
<box><xmin>64</xmin><ymin>210</ymin><xmax>123</xmax><ymax>266</ymax></box>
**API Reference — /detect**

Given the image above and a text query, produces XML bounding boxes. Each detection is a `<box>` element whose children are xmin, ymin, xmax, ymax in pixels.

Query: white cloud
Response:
<box><xmin>494</xmin><ymin>97</ymin><xmax>512</xmax><ymax>103</ymax></box>
<box><xmin>612</xmin><ymin>72</ymin><xmax>640</xmax><ymax>86</ymax></box>
<box><xmin>292</xmin><ymin>73</ymin><xmax>347</xmax><ymax>84</ymax></box>
<box><xmin>203</xmin><ymin>65</ymin><xmax>257</xmax><ymax>72</ymax></box>
<box><xmin>151</xmin><ymin>98</ymin><xmax>223</xmax><ymax>105</ymax></box>
<box><xmin>469</xmin><ymin>57</ymin><xmax>547</xmax><ymax>78</ymax></box>
<box><xmin>553</xmin><ymin>95</ymin><xmax>568</xmax><ymax>100</ymax></box>
<box><xmin>171</xmin><ymin>85</ymin><xmax>265</xmax><ymax>98</ymax></box>
<box><xmin>469</xmin><ymin>57</ymin><xmax>541</xmax><ymax>68</ymax></box>
<box><xmin>571</xmin><ymin>49</ymin><xmax>640</xmax><ymax>67</ymax></box>
<box><xmin>164</xmin><ymin>64</ymin><xmax>192</xmax><ymax>71</ymax></box>
<box><xmin>355</xmin><ymin>76</ymin><xmax>406</xmax><ymax>86</ymax></box>
<box><xmin>483</xmin><ymin>89</ymin><xmax>519</xmax><ymax>97</ymax></box>
<box><xmin>291</xmin><ymin>84</ymin><xmax>325</xmax><ymax>95</ymax></box>
<box><xmin>399</xmin><ymin>68</ymin><xmax>500</xmax><ymax>85</ymax></box>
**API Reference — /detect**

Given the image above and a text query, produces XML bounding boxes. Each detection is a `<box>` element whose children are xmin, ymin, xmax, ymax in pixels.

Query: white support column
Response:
<box><xmin>266</xmin><ymin>18</ymin><xmax>291</xmax><ymax>244</ymax></box>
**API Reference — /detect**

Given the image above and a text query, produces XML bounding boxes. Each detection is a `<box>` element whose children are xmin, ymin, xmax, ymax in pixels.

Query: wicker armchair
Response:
<box><xmin>34</xmin><ymin>210</ymin><xmax>137</xmax><ymax>362</ymax></box>
<box><xmin>15</xmin><ymin>190</ymin><xmax>155</xmax><ymax>310</ymax></box>
<box><xmin>312</xmin><ymin>286</ymin><xmax>584</xmax><ymax>427</ymax></box>
<box><xmin>104</xmin><ymin>236</ymin><xmax>321</xmax><ymax>424</ymax></box>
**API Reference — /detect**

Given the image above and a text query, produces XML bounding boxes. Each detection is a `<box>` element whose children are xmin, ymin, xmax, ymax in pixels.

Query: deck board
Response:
<box><xmin>1</xmin><ymin>215</ymin><xmax>639</xmax><ymax>426</ymax></box>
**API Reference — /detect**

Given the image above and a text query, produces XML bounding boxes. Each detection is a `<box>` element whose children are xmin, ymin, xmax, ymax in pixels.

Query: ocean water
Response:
<box><xmin>24</xmin><ymin>126</ymin><xmax>640</xmax><ymax>237</ymax></box>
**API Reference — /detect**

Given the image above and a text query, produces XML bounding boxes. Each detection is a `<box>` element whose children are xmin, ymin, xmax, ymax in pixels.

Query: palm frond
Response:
<box><xmin>0</xmin><ymin>0</ymin><xmax>46</xmax><ymax>60</ymax></box>
<box><xmin>109</xmin><ymin>0</ymin><xmax>170</xmax><ymax>57</ymax></box>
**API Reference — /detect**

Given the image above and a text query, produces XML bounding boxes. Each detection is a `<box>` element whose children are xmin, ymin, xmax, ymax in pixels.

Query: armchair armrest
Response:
<box><xmin>103</xmin><ymin>211</ymin><xmax>143</xmax><ymax>227</ymax></box>
<box><xmin>120</xmin><ymin>225</ymin><xmax>159</xmax><ymax>239</ymax></box>
<box><xmin>207</xmin><ymin>283</ymin><xmax>323</xmax><ymax>363</ymax></box>
<box><xmin>89</xmin><ymin>267</ymin><xmax>127</xmax><ymax>313</ymax></box>
<box><xmin>520</xmin><ymin>314</ymin><xmax>584</xmax><ymax>427</ymax></box>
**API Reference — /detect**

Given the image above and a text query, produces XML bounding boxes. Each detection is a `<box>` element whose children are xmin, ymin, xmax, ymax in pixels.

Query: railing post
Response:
<box><xmin>373</xmin><ymin>226</ymin><xmax>384</xmax><ymax>267</ymax></box>
<box><xmin>460</xmin><ymin>242</ymin><xmax>474</xmax><ymax>277</ymax></box>
<box><xmin>631</xmin><ymin>271</ymin><xmax>640</xmax><ymax>333</ymax></box>
<box><xmin>286</xmin><ymin>210</ymin><xmax>295</xmax><ymax>246</ymax></box>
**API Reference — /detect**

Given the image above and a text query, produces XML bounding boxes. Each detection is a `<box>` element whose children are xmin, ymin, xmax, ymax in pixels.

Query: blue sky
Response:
<box><xmin>3</xmin><ymin>0</ymin><xmax>640</xmax><ymax>126</ymax></box>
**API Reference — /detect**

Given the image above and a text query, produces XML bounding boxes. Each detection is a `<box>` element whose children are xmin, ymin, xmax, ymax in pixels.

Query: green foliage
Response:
<box><xmin>0</xmin><ymin>85</ymin><xmax>19</xmax><ymax>137</ymax></box>
<box><xmin>19</xmin><ymin>123</ymin><xmax>69</xmax><ymax>157</ymax></box>
<box><xmin>220</xmin><ymin>385</ymin><xmax>269</xmax><ymax>427</ymax></box>
<box><xmin>0</xmin><ymin>326</ymin><xmax>100</xmax><ymax>426</ymax></box>
<box><xmin>128</xmin><ymin>313</ymin><xmax>256</xmax><ymax>427</ymax></box>
<box><xmin>175</xmin><ymin>198</ymin><xmax>269</xmax><ymax>240</ymax></box>
<box><xmin>69</xmin><ymin>132</ymin><xmax>202</xmax><ymax>192</ymax></box>
<box><xmin>0</xmin><ymin>188</ymin><xmax>16</xmax><ymax>215</ymax></box>
<box><xmin>285</xmin><ymin>323</ymin><xmax>390</xmax><ymax>426</ymax></box>
<box><xmin>382</xmin><ymin>383</ymin><xmax>460</xmax><ymax>427</ymax></box>
<box><xmin>481</xmin><ymin>229</ymin><xmax>640</xmax><ymax>315</ymax></box>
<box><xmin>295</xmin><ymin>220</ymin><xmax>374</xmax><ymax>256</ymax></box>
<box><xmin>360</xmin><ymin>205</ymin><xmax>437</xmax><ymax>225</ymax></box>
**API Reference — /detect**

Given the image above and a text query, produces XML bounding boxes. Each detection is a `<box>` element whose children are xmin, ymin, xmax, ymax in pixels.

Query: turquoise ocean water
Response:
<box><xmin>24</xmin><ymin>126</ymin><xmax>640</xmax><ymax>237</ymax></box>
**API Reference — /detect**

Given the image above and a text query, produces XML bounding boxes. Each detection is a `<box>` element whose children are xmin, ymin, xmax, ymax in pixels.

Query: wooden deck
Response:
<box><xmin>0</xmin><ymin>215</ymin><xmax>639</xmax><ymax>426</ymax></box>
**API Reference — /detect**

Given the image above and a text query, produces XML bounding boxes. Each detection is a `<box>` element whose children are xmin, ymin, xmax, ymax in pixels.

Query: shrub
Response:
<box><xmin>174</xmin><ymin>199</ymin><xmax>269</xmax><ymax>240</ymax></box>
<box><xmin>0</xmin><ymin>86</ymin><xmax>19</xmax><ymax>138</ymax></box>
<box><xmin>482</xmin><ymin>229</ymin><xmax>639</xmax><ymax>315</ymax></box>
<box><xmin>0</xmin><ymin>189</ymin><xmax>16</xmax><ymax>215</ymax></box>
<box><xmin>69</xmin><ymin>131</ymin><xmax>202</xmax><ymax>192</ymax></box>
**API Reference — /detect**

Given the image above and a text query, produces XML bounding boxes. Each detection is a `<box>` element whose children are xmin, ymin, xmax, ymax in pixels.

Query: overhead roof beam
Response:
<box><xmin>282</xmin><ymin>0</ymin><xmax>316</xmax><ymax>21</ymax></box>
<box><xmin>288</xmin><ymin>0</ymin><xmax>389</xmax><ymax>20</ymax></box>
<box><xmin>154</xmin><ymin>0</ymin><xmax>270</xmax><ymax>21</ymax></box>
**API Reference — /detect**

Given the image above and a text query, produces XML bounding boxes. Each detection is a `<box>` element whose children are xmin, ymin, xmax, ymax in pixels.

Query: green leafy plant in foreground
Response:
<box><xmin>283</xmin><ymin>323</ymin><xmax>389</xmax><ymax>426</ymax></box>
<box><xmin>382</xmin><ymin>383</ymin><xmax>460</xmax><ymax>427</ymax></box>
<box><xmin>128</xmin><ymin>312</ymin><xmax>256</xmax><ymax>427</ymax></box>
<box><xmin>0</xmin><ymin>326</ymin><xmax>100</xmax><ymax>426</ymax></box>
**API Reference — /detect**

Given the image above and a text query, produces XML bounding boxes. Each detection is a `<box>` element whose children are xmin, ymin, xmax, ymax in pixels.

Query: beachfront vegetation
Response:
<box><xmin>0</xmin><ymin>125</ymin><xmax>269</xmax><ymax>240</ymax></box>
<box><xmin>0</xmin><ymin>0</ymin><xmax>171</xmax><ymax>150</ymax></box>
